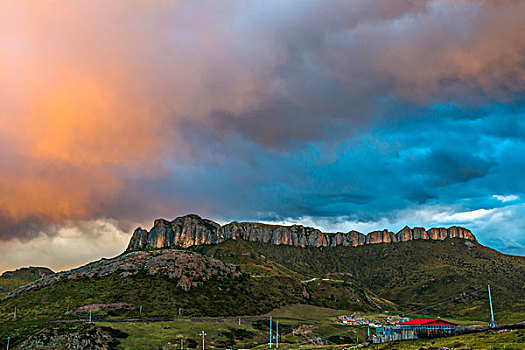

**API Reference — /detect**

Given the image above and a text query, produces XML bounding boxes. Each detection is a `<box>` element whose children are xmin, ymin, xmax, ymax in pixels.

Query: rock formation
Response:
<box><xmin>2</xmin><ymin>248</ymin><xmax>241</xmax><ymax>301</ymax></box>
<box><xmin>127</xmin><ymin>214</ymin><xmax>477</xmax><ymax>251</ymax></box>
<box><xmin>13</xmin><ymin>324</ymin><xmax>118</xmax><ymax>350</ymax></box>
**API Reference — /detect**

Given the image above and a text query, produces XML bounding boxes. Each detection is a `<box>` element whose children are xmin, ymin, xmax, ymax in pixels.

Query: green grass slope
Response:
<box><xmin>0</xmin><ymin>246</ymin><xmax>385</xmax><ymax>346</ymax></box>
<box><xmin>195</xmin><ymin>239</ymin><xmax>304</xmax><ymax>279</ymax></box>
<box><xmin>222</xmin><ymin>239</ymin><xmax>525</xmax><ymax>319</ymax></box>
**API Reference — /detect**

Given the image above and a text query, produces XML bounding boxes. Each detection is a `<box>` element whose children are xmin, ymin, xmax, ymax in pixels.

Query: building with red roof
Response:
<box><xmin>397</xmin><ymin>318</ymin><xmax>458</xmax><ymax>327</ymax></box>
<box><xmin>374</xmin><ymin>318</ymin><xmax>459</xmax><ymax>344</ymax></box>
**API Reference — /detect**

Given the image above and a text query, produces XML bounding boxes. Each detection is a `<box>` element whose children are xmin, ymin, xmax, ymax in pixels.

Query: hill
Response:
<box><xmin>2</xmin><ymin>239</ymin><xmax>523</xmax><ymax>325</ymax></box>
<box><xmin>0</xmin><ymin>267</ymin><xmax>54</xmax><ymax>298</ymax></box>
<box><xmin>0</xmin><ymin>246</ymin><xmax>388</xmax><ymax>318</ymax></box>
<box><xmin>200</xmin><ymin>239</ymin><xmax>524</xmax><ymax>319</ymax></box>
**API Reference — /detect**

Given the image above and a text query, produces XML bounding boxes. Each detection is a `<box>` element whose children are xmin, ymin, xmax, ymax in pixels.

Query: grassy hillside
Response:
<box><xmin>0</xmin><ymin>267</ymin><xmax>54</xmax><ymax>298</ymax></box>
<box><xmin>203</xmin><ymin>239</ymin><xmax>525</xmax><ymax>319</ymax></box>
<box><xmin>194</xmin><ymin>239</ymin><xmax>304</xmax><ymax>279</ymax></box>
<box><xmin>0</xmin><ymin>247</ymin><xmax>385</xmax><ymax>347</ymax></box>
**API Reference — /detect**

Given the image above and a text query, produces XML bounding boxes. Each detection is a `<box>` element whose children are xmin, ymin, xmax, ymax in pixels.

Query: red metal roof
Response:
<box><xmin>397</xmin><ymin>318</ymin><xmax>458</xmax><ymax>326</ymax></box>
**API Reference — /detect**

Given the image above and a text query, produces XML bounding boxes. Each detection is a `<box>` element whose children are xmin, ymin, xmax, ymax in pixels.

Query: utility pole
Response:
<box><xmin>488</xmin><ymin>285</ymin><xmax>498</xmax><ymax>328</ymax></box>
<box><xmin>239</xmin><ymin>318</ymin><xmax>241</xmax><ymax>326</ymax></box>
<box><xmin>276</xmin><ymin>320</ymin><xmax>279</xmax><ymax>349</ymax></box>
<box><xmin>139</xmin><ymin>305</ymin><xmax>142</xmax><ymax>314</ymax></box>
<box><xmin>13</xmin><ymin>307</ymin><xmax>16</xmax><ymax>319</ymax></box>
<box><xmin>200</xmin><ymin>331</ymin><xmax>206</xmax><ymax>350</ymax></box>
<box><xmin>269</xmin><ymin>316</ymin><xmax>272</xmax><ymax>348</ymax></box>
<box><xmin>89</xmin><ymin>311</ymin><xmax>92</xmax><ymax>323</ymax></box>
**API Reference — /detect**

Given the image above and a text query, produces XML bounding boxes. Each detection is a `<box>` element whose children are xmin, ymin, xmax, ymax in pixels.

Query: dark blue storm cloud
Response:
<box><xmin>146</xmin><ymin>101</ymin><xmax>525</xmax><ymax>255</ymax></box>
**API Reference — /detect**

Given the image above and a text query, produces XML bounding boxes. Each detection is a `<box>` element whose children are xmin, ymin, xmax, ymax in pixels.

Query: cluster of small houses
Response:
<box><xmin>338</xmin><ymin>315</ymin><xmax>459</xmax><ymax>344</ymax></box>
<box><xmin>337</xmin><ymin>314</ymin><xmax>411</xmax><ymax>326</ymax></box>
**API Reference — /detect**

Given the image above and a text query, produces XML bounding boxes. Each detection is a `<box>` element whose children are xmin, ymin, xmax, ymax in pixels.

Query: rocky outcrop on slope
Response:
<box><xmin>127</xmin><ymin>214</ymin><xmax>477</xmax><ymax>251</ymax></box>
<box><xmin>72</xmin><ymin>302</ymin><xmax>134</xmax><ymax>315</ymax></box>
<box><xmin>2</xmin><ymin>249</ymin><xmax>240</xmax><ymax>301</ymax></box>
<box><xmin>13</xmin><ymin>324</ymin><xmax>120</xmax><ymax>350</ymax></box>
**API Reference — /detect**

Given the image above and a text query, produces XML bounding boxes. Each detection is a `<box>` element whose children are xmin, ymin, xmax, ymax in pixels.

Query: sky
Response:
<box><xmin>1</xmin><ymin>0</ymin><xmax>524</xmax><ymax>272</ymax></box>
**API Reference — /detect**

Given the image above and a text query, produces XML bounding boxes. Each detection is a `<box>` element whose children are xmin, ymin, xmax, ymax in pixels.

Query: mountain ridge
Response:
<box><xmin>127</xmin><ymin>214</ymin><xmax>477</xmax><ymax>251</ymax></box>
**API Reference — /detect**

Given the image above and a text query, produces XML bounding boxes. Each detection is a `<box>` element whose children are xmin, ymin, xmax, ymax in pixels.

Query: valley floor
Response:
<box><xmin>86</xmin><ymin>305</ymin><xmax>521</xmax><ymax>350</ymax></box>
<box><xmin>2</xmin><ymin>303</ymin><xmax>523</xmax><ymax>349</ymax></box>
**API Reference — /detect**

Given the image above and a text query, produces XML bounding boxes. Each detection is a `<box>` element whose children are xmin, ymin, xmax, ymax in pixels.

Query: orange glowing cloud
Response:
<box><xmin>0</xmin><ymin>62</ymin><xmax>164</xmax><ymax>229</ymax></box>
<box><xmin>0</xmin><ymin>1</ymin><xmax>277</xmax><ymax>237</ymax></box>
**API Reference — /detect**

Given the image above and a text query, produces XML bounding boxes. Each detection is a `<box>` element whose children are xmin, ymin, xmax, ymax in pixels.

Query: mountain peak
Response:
<box><xmin>127</xmin><ymin>214</ymin><xmax>477</xmax><ymax>251</ymax></box>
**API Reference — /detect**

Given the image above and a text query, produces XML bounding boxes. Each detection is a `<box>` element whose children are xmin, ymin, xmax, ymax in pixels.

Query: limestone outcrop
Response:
<box><xmin>127</xmin><ymin>214</ymin><xmax>477</xmax><ymax>251</ymax></box>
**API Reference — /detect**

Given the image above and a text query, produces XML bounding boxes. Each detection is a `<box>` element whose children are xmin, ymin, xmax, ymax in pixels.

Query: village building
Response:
<box><xmin>374</xmin><ymin>318</ymin><xmax>459</xmax><ymax>344</ymax></box>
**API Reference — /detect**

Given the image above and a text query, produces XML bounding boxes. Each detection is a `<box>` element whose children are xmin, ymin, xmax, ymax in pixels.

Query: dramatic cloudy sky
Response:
<box><xmin>1</xmin><ymin>0</ymin><xmax>524</xmax><ymax>272</ymax></box>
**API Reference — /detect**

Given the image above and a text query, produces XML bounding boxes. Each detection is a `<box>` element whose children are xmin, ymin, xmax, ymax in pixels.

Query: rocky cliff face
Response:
<box><xmin>127</xmin><ymin>214</ymin><xmax>477</xmax><ymax>251</ymax></box>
